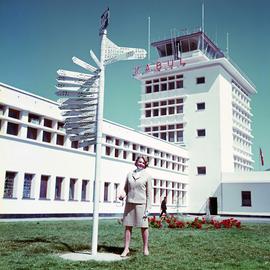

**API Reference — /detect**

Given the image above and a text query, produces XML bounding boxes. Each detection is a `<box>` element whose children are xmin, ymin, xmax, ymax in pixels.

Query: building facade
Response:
<box><xmin>135</xmin><ymin>31</ymin><xmax>261</xmax><ymax>214</ymax></box>
<box><xmin>1</xmin><ymin>31</ymin><xmax>270</xmax><ymax>218</ymax></box>
<box><xmin>0</xmin><ymin>82</ymin><xmax>188</xmax><ymax>217</ymax></box>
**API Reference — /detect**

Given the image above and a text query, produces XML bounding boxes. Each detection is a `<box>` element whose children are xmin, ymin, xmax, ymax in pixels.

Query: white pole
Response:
<box><xmin>202</xmin><ymin>2</ymin><xmax>204</xmax><ymax>52</ymax></box>
<box><xmin>148</xmin><ymin>17</ymin><xmax>151</xmax><ymax>61</ymax></box>
<box><xmin>91</xmin><ymin>29</ymin><xmax>106</xmax><ymax>256</ymax></box>
<box><xmin>226</xmin><ymin>32</ymin><xmax>229</xmax><ymax>60</ymax></box>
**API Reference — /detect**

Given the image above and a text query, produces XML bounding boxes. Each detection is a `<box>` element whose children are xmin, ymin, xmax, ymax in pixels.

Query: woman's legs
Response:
<box><xmin>121</xmin><ymin>226</ymin><xmax>132</xmax><ymax>256</ymax></box>
<box><xmin>141</xmin><ymin>227</ymin><xmax>149</xmax><ymax>255</ymax></box>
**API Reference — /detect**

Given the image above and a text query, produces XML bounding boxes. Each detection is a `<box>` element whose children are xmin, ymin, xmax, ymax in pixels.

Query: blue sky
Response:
<box><xmin>0</xmin><ymin>0</ymin><xmax>269</xmax><ymax>170</ymax></box>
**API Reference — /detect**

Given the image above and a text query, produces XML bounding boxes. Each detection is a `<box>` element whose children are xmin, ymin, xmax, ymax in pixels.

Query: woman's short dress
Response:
<box><xmin>123</xmin><ymin>202</ymin><xmax>148</xmax><ymax>228</ymax></box>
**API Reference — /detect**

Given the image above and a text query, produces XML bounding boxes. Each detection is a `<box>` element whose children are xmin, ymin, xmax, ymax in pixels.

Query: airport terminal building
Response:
<box><xmin>1</xmin><ymin>31</ymin><xmax>270</xmax><ymax>218</ymax></box>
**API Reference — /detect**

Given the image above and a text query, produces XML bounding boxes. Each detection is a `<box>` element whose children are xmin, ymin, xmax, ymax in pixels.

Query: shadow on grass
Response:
<box><xmin>12</xmin><ymin>238</ymin><xmax>136</xmax><ymax>255</ymax></box>
<box><xmin>12</xmin><ymin>237</ymin><xmax>76</xmax><ymax>252</ymax></box>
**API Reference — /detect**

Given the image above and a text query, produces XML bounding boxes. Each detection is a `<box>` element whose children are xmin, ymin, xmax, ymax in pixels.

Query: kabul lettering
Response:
<box><xmin>133</xmin><ymin>58</ymin><xmax>186</xmax><ymax>76</ymax></box>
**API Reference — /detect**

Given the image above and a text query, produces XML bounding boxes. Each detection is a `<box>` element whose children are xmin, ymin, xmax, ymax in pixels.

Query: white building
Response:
<box><xmin>0</xmin><ymin>31</ymin><xmax>270</xmax><ymax>218</ymax></box>
<box><xmin>0</xmin><ymin>82</ymin><xmax>188</xmax><ymax>218</ymax></box>
<box><xmin>134</xmin><ymin>31</ymin><xmax>270</xmax><ymax>216</ymax></box>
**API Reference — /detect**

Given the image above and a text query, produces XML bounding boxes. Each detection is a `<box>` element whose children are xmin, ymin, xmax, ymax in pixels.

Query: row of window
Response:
<box><xmin>0</xmin><ymin>106</ymin><xmax>65</xmax><ymax>129</ymax></box>
<box><xmin>142</xmin><ymin>101</ymin><xmax>205</xmax><ymax>119</ymax></box>
<box><xmin>1</xmin><ymin>105</ymin><xmax>188</xmax><ymax>173</ymax></box>
<box><xmin>145</xmin><ymin>105</ymin><xmax>183</xmax><ymax>117</ymax></box>
<box><xmin>105</xmin><ymin>146</ymin><xmax>186</xmax><ymax>172</ymax></box>
<box><xmin>3</xmin><ymin>171</ymin><xmax>119</xmax><ymax>203</ymax></box>
<box><xmin>144</xmin><ymin>76</ymin><xmax>205</xmax><ymax>94</ymax></box>
<box><xmin>232</xmin><ymin>81</ymin><xmax>251</xmax><ymax>106</ymax></box>
<box><xmin>3</xmin><ymin>120</ymin><xmax>93</xmax><ymax>151</ymax></box>
<box><xmin>2</xmin><ymin>171</ymin><xmax>188</xmax><ymax>206</ymax></box>
<box><xmin>104</xmin><ymin>136</ymin><xmax>187</xmax><ymax>164</ymax></box>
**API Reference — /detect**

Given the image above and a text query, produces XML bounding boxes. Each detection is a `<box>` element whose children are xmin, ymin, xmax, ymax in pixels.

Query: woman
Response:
<box><xmin>119</xmin><ymin>155</ymin><xmax>152</xmax><ymax>257</ymax></box>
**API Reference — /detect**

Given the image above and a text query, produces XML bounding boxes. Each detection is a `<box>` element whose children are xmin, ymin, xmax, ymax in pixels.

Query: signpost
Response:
<box><xmin>55</xmin><ymin>7</ymin><xmax>146</xmax><ymax>257</ymax></box>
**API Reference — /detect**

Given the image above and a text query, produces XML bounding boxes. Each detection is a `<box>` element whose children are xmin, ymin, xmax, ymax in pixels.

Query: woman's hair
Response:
<box><xmin>135</xmin><ymin>155</ymin><xmax>149</xmax><ymax>168</ymax></box>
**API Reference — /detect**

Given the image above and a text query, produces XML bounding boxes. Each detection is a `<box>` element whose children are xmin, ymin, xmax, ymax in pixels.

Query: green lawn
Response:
<box><xmin>0</xmin><ymin>219</ymin><xmax>270</xmax><ymax>270</ymax></box>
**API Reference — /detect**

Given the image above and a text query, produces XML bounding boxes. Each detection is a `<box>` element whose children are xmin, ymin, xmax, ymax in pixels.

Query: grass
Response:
<box><xmin>0</xmin><ymin>219</ymin><xmax>270</xmax><ymax>270</ymax></box>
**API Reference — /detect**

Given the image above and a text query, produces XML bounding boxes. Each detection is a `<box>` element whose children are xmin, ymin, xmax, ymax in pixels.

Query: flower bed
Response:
<box><xmin>148</xmin><ymin>215</ymin><xmax>241</xmax><ymax>229</ymax></box>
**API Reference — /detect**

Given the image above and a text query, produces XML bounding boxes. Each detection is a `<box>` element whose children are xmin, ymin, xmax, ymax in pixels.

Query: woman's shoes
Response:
<box><xmin>120</xmin><ymin>249</ymin><xmax>130</xmax><ymax>257</ymax></box>
<box><xmin>143</xmin><ymin>250</ymin><xmax>149</xmax><ymax>256</ymax></box>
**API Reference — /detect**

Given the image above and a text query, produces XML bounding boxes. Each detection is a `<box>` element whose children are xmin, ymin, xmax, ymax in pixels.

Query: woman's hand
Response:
<box><xmin>119</xmin><ymin>192</ymin><xmax>126</xmax><ymax>201</ymax></box>
<box><xmin>143</xmin><ymin>210</ymin><xmax>149</xmax><ymax>219</ymax></box>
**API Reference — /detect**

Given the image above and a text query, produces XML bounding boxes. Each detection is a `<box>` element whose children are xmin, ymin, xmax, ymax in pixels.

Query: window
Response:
<box><xmin>160</xmin><ymin>132</ymin><xmax>166</xmax><ymax>140</ymax></box>
<box><xmin>106</xmin><ymin>146</ymin><xmax>111</xmax><ymax>156</ymax></box>
<box><xmin>58</xmin><ymin>122</ymin><xmax>64</xmax><ymax>131</ymax></box>
<box><xmin>114</xmin><ymin>183</ymin><xmax>119</xmax><ymax>202</ymax></box>
<box><xmin>168</xmin><ymin>107</ymin><xmax>175</xmax><ymax>115</ymax></box>
<box><xmin>8</xmin><ymin>108</ymin><xmax>20</xmax><ymax>119</ymax></box>
<box><xmin>23</xmin><ymin>174</ymin><xmax>34</xmax><ymax>199</ymax></box>
<box><xmin>168</xmin><ymin>82</ymin><xmax>175</xmax><ymax>90</ymax></box>
<box><xmin>7</xmin><ymin>122</ymin><xmax>19</xmax><ymax>136</ymax></box>
<box><xmin>197</xmin><ymin>129</ymin><xmax>206</xmax><ymax>137</ymax></box>
<box><xmin>161</xmin><ymin>83</ymin><xmax>167</xmax><ymax>91</ymax></box>
<box><xmin>176</xmin><ymin>80</ymin><xmax>183</xmax><ymax>88</ymax></box>
<box><xmin>145</xmin><ymin>127</ymin><xmax>151</xmax><ymax>132</ymax></box>
<box><xmin>123</xmin><ymin>151</ymin><xmax>127</xmax><ymax>159</ymax></box>
<box><xmin>176</xmin><ymin>131</ymin><xmax>183</xmax><ymax>142</ymax></box>
<box><xmin>169</xmin><ymin>132</ymin><xmax>174</xmax><ymax>142</ymax></box>
<box><xmin>115</xmin><ymin>149</ymin><xmax>119</xmax><ymax>158</ymax></box>
<box><xmin>197</xmin><ymin>167</ymin><xmax>206</xmax><ymax>175</ymax></box>
<box><xmin>145</xmin><ymin>110</ymin><xmax>151</xmax><ymax>118</ymax></box>
<box><xmin>106</xmin><ymin>136</ymin><xmax>113</xmax><ymax>144</ymax></box>
<box><xmin>55</xmin><ymin>177</ymin><xmax>64</xmax><ymax>200</ymax></box>
<box><xmin>153</xmin><ymin>84</ymin><xmax>159</xmax><ymax>92</ymax></box>
<box><xmin>161</xmin><ymin>108</ymin><xmax>167</xmax><ymax>116</ymax></box>
<box><xmin>27</xmin><ymin>127</ymin><xmax>38</xmax><ymax>140</ymax></box>
<box><xmin>104</xmin><ymin>182</ymin><xmax>110</xmax><ymax>202</ymax></box>
<box><xmin>197</xmin><ymin>102</ymin><xmax>205</xmax><ymax>110</ymax></box>
<box><xmin>39</xmin><ymin>175</ymin><xmax>49</xmax><ymax>199</ymax></box>
<box><xmin>71</xmin><ymin>141</ymin><xmax>79</xmax><ymax>149</ymax></box>
<box><xmin>44</xmin><ymin>118</ymin><xmax>53</xmax><ymax>128</ymax></box>
<box><xmin>153</xmin><ymin>109</ymin><xmax>159</xmax><ymax>116</ymax></box>
<box><xmin>176</xmin><ymin>105</ymin><xmax>183</xmax><ymax>114</ymax></box>
<box><xmin>28</xmin><ymin>113</ymin><xmax>40</xmax><ymax>125</ymax></box>
<box><xmin>0</xmin><ymin>104</ymin><xmax>5</xmax><ymax>115</ymax></box>
<box><xmin>146</xmin><ymin>86</ymin><xmax>152</xmax><ymax>93</ymax></box>
<box><xmin>43</xmin><ymin>131</ymin><xmax>51</xmax><ymax>143</ymax></box>
<box><xmin>3</xmin><ymin>171</ymin><xmax>17</xmax><ymax>198</ymax></box>
<box><xmin>241</xmin><ymin>191</ymin><xmax>251</xmax><ymax>207</ymax></box>
<box><xmin>197</xmin><ymin>77</ymin><xmax>205</xmax><ymax>84</ymax></box>
<box><xmin>56</xmin><ymin>134</ymin><xmax>64</xmax><ymax>145</ymax></box>
<box><xmin>69</xmin><ymin>178</ymin><xmax>77</xmax><ymax>200</ymax></box>
<box><xmin>145</xmin><ymin>103</ymin><xmax>151</xmax><ymax>108</ymax></box>
<box><xmin>81</xmin><ymin>180</ymin><xmax>90</xmax><ymax>201</ymax></box>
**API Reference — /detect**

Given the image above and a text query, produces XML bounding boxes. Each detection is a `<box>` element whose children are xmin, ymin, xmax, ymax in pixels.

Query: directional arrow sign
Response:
<box><xmin>72</xmin><ymin>56</ymin><xmax>100</xmax><ymax>73</ymax></box>
<box><xmin>62</xmin><ymin>96</ymin><xmax>98</xmax><ymax>105</ymax></box>
<box><xmin>65</xmin><ymin>116</ymin><xmax>96</xmax><ymax>123</ymax></box>
<box><xmin>70</xmin><ymin>133</ymin><xmax>96</xmax><ymax>142</ymax></box>
<box><xmin>90</xmin><ymin>50</ymin><xmax>101</xmax><ymax>68</ymax></box>
<box><xmin>64</xmin><ymin>121</ymin><xmax>97</xmax><ymax>129</ymax></box>
<box><xmin>61</xmin><ymin>109</ymin><xmax>97</xmax><ymax>117</ymax></box>
<box><xmin>56</xmin><ymin>89</ymin><xmax>99</xmax><ymax>97</ymax></box>
<box><xmin>66</xmin><ymin>127</ymin><xmax>96</xmax><ymax>135</ymax></box>
<box><xmin>57</xmin><ymin>69</ymin><xmax>94</xmax><ymax>80</ymax></box>
<box><xmin>79</xmin><ymin>139</ymin><xmax>96</xmax><ymax>148</ymax></box>
<box><xmin>59</xmin><ymin>102</ymin><xmax>98</xmax><ymax>110</ymax></box>
<box><xmin>57</xmin><ymin>78</ymin><xmax>99</xmax><ymax>88</ymax></box>
<box><xmin>104</xmin><ymin>50</ymin><xmax>135</xmax><ymax>65</ymax></box>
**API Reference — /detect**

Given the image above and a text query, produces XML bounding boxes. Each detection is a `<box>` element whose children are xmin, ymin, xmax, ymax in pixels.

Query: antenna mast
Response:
<box><xmin>226</xmin><ymin>32</ymin><xmax>230</xmax><ymax>59</ymax></box>
<box><xmin>202</xmin><ymin>2</ymin><xmax>205</xmax><ymax>52</ymax></box>
<box><xmin>148</xmin><ymin>17</ymin><xmax>151</xmax><ymax>61</ymax></box>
